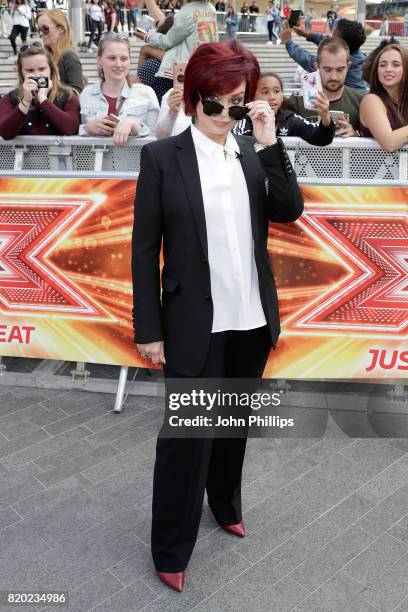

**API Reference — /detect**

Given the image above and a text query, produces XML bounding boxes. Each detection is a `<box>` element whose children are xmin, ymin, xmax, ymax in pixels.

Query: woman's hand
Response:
<box><xmin>85</xmin><ymin>116</ymin><xmax>117</xmax><ymax>136</ymax></box>
<box><xmin>168</xmin><ymin>88</ymin><xmax>183</xmax><ymax>118</ymax></box>
<box><xmin>246</xmin><ymin>100</ymin><xmax>277</xmax><ymax>146</ymax></box>
<box><xmin>22</xmin><ymin>75</ymin><xmax>38</xmax><ymax>104</ymax></box>
<box><xmin>137</xmin><ymin>341</ymin><xmax>166</xmax><ymax>365</ymax></box>
<box><xmin>310</xmin><ymin>91</ymin><xmax>331</xmax><ymax>126</ymax></box>
<box><xmin>36</xmin><ymin>79</ymin><xmax>52</xmax><ymax>104</ymax></box>
<box><xmin>280</xmin><ymin>22</ymin><xmax>292</xmax><ymax>44</ymax></box>
<box><xmin>112</xmin><ymin>119</ymin><xmax>140</xmax><ymax>145</ymax></box>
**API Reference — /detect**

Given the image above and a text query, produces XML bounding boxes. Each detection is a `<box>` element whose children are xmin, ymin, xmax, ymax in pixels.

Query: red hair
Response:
<box><xmin>183</xmin><ymin>40</ymin><xmax>260</xmax><ymax>116</ymax></box>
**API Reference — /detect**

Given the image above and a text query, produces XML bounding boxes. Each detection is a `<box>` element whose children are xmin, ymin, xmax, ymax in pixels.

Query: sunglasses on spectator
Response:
<box><xmin>200</xmin><ymin>97</ymin><xmax>249</xmax><ymax>121</ymax></box>
<box><xmin>38</xmin><ymin>25</ymin><xmax>50</xmax><ymax>34</ymax></box>
<box><xmin>19</xmin><ymin>41</ymin><xmax>44</xmax><ymax>53</ymax></box>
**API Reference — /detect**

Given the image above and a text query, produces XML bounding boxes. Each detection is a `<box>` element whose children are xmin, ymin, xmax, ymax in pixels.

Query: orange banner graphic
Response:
<box><xmin>0</xmin><ymin>178</ymin><xmax>406</xmax><ymax>379</ymax></box>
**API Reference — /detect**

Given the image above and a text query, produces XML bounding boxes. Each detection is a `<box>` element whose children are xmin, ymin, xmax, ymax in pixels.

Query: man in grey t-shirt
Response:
<box><xmin>290</xmin><ymin>37</ymin><xmax>366</xmax><ymax>136</ymax></box>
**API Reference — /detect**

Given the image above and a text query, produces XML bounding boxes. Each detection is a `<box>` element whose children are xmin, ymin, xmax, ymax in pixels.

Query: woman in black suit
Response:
<box><xmin>132</xmin><ymin>39</ymin><xmax>303</xmax><ymax>592</ymax></box>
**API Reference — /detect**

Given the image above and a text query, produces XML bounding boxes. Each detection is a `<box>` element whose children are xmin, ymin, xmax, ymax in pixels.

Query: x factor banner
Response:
<box><xmin>0</xmin><ymin>177</ymin><xmax>406</xmax><ymax>379</ymax></box>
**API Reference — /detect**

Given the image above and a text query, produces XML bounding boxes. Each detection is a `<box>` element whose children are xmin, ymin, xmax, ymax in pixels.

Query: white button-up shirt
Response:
<box><xmin>191</xmin><ymin>124</ymin><xmax>266</xmax><ymax>333</ymax></box>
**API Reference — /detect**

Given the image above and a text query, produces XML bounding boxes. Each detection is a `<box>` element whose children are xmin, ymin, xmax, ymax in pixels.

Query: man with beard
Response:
<box><xmin>282</xmin><ymin>18</ymin><xmax>367</xmax><ymax>91</ymax></box>
<box><xmin>289</xmin><ymin>37</ymin><xmax>366</xmax><ymax>138</ymax></box>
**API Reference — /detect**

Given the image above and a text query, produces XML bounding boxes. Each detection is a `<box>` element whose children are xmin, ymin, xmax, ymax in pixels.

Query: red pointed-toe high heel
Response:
<box><xmin>156</xmin><ymin>571</ymin><xmax>185</xmax><ymax>592</ymax></box>
<box><xmin>221</xmin><ymin>519</ymin><xmax>245</xmax><ymax>537</ymax></box>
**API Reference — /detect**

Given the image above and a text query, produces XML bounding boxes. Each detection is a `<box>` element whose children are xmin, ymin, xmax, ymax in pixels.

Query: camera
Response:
<box><xmin>30</xmin><ymin>76</ymin><xmax>49</xmax><ymax>88</ymax></box>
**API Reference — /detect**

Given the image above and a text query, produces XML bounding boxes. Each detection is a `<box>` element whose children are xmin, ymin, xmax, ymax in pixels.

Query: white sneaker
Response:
<box><xmin>276</xmin><ymin>38</ymin><xmax>281</xmax><ymax>45</ymax></box>
<box><xmin>91</xmin><ymin>42</ymin><xmax>98</xmax><ymax>50</ymax></box>
<box><xmin>266</xmin><ymin>40</ymin><xmax>273</xmax><ymax>46</ymax></box>
<box><xmin>7</xmin><ymin>55</ymin><xmax>17</xmax><ymax>62</ymax></box>
<box><xmin>87</xmin><ymin>47</ymin><xmax>94</xmax><ymax>53</ymax></box>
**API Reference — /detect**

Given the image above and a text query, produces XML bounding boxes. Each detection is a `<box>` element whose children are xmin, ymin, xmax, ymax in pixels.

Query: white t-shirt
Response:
<box><xmin>12</xmin><ymin>4</ymin><xmax>31</xmax><ymax>27</ymax></box>
<box><xmin>89</xmin><ymin>3</ymin><xmax>103</xmax><ymax>21</ymax></box>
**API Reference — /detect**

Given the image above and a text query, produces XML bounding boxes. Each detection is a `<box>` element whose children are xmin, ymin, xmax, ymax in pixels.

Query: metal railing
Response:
<box><xmin>0</xmin><ymin>135</ymin><xmax>407</xmax><ymax>184</ymax></box>
<box><xmin>80</xmin><ymin>8</ymin><xmax>269</xmax><ymax>39</ymax></box>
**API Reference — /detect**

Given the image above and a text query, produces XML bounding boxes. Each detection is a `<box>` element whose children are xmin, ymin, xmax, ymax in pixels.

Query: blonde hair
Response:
<box><xmin>97</xmin><ymin>35</ymin><xmax>133</xmax><ymax>86</ymax></box>
<box><xmin>36</xmin><ymin>9</ymin><xmax>76</xmax><ymax>67</ymax></box>
<box><xmin>17</xmin><ymin>46</ymin><xmax>74</xmax><ymax>103</ymax></box>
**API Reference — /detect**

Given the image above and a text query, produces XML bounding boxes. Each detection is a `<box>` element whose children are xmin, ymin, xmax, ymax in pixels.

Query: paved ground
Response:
<box><xmin>0</xmin><ymin>382</ymin><xmax>408</xmax><ymax>612</ymax></box>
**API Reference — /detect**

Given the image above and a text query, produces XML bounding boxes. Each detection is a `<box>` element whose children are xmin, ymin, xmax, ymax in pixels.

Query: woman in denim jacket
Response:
<box><xmin>79</xmin><ymin>33</ymin><xmax>160</xmax><ymax>144</ymax></box>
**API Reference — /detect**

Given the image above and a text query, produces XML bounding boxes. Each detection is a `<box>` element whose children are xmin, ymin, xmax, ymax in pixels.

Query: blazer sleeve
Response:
<box><xmin>257</xmin><ymin>139</ymin><xmax>304</xmax><ymax>223</ymax></box>
<box><xmin>131</xmin><ymin>143</ymin><xmax>163</xmax><ymax>344</ymax></box>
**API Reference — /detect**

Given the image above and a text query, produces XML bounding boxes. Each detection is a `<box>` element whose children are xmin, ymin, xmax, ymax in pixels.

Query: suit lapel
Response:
<box><xmin>175</xmin><ymin>127</ymin><xmax>208</xmax><ymax>260</ymax></box>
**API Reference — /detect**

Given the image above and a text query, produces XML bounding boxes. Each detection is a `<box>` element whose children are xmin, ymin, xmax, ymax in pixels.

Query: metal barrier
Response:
<box><xmin>0</xmin><ymin>135</ymin><xmax>407</xmax><ymax>183</ymax></box>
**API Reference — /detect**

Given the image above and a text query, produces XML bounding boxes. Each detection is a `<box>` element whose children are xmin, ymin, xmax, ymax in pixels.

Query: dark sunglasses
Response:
<box><xmin>19</xmin><ymin>41</ymin><xmax>44</xmax><ymax>53</ymax></box>
<box><xmin>200</xmin><ymin>98</ymin><xmax>249</xmax><ymax>121</ymax></box>
<box><xmin>38</xmin><ymin>25</ymin><xmax>50</xmax><ymax>34</ymax></box>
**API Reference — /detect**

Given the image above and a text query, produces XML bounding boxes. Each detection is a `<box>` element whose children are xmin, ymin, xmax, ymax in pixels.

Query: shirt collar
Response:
<box><xmin>191</xmin><ymin>124</ymin><xmax>241</xmax><ymax>158</ymax></box>
<box><xmin>90</xmin><ymin>79</ymin><xmax>131</xmax><ymax>99</ymax></box>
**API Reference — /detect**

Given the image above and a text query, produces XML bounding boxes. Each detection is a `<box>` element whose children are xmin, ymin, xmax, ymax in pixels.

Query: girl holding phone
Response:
<box><xmin>234</xmin><ymin>72</ymin><xmax>334</xmax><ymax>146</ymax></box>
<box><xmin>79</xmin><ymin>33</ymin><xmax>159</xmax><ymax>145</ymax></box>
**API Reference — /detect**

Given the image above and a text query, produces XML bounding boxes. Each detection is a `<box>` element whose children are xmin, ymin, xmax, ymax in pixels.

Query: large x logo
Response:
<box><xmin>0</xmin><ymin>196</ymin><xmax>113</xmax><ymax>320</ymax></box>
<box><xmin>283</xmin><ymin>209</ymin><xmax>408</xmax><ymax>337</ymax></box>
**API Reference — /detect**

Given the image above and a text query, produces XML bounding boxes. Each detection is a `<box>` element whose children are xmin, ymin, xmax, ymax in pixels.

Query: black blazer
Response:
<box><xmin>132</xmin><ymin>127</ymin><xmax>304</xmax><ymax>376</ymax></box>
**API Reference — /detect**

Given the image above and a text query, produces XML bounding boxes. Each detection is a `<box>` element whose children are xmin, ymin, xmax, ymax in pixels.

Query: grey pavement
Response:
<box><xmin>0</xmin><ymin>382</ymin><xmax>407</xmax><ymax>611</ymax></box>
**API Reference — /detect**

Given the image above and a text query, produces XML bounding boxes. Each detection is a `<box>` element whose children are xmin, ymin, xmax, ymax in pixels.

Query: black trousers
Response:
<box><xmin>267</xmin><ymin>20</ymin><xmax>273</xmax><ymax>41</ymax></box>
<box><xmin>151</xmin><ymin>324</ymin><xmax>272</xmax><ymax>572</ymax></box>
<box><xmin>88</xmin><ymin>19</ymin><xmax>103</xmax><ymax>48</ymax></box>
<box><xmin>9</xmin><ymin>25</ymin><xmax>28</xmax><ymax>55</ymax></box>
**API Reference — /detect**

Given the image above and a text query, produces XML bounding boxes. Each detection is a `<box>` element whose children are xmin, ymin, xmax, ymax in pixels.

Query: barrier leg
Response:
<box><xmin>71</xmin><ymin>362</ymin><xmax>90</xmax><ymax>382</ymax></box>
<box><xmin>390</xmin><ymin>385</ymin><xmax>407</xmax><ymax>401</ymax></box>
<box><xmin>114</xmin><ymin>366</ymin><xmax>128</xmax><ymax>413</ymax></box>
<box><xmin>270</xmin><ymin>378</ymin><xmax>291</xmax><ymax>393</ymax></box>
<box><xmin>0</xmin><ymin>357</ymin><xmax>6</xmax><ymax>375</ymax></box>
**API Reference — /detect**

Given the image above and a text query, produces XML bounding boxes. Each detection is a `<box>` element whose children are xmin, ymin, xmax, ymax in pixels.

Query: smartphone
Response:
<box><xmin>301</xmin><ymin>70</ymin><xmax>322</xmax><ymax>110</ymax></box>
<box><xmin>330</xmin><ymin>110</ymin><xmax>349</xmax><ymax>122</ymax></box>
<box><xmin>173</xmin><ymin>62</ymin><xmax>187</xmax><ymax>90</ymax></box>
<box><xmin>137</xmin><ymin>15</ymin><xmax>155</xmax><ymax>34</ymax></box>
<box><xmin>108</xmin><ymin>114</ymin><xmax>120</xmax><ymax>124</ymax></box>
<box><xmin>288</xmin><ymin>9</ymin><xmax>302</xmax><ymax>28</ymax></box>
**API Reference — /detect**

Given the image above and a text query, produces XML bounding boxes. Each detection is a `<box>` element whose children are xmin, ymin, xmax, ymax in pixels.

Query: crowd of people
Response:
<box><xmin>0</xmin><ymin>7</ymin><xmax>406</xmax><ymax>153</ymax></box>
